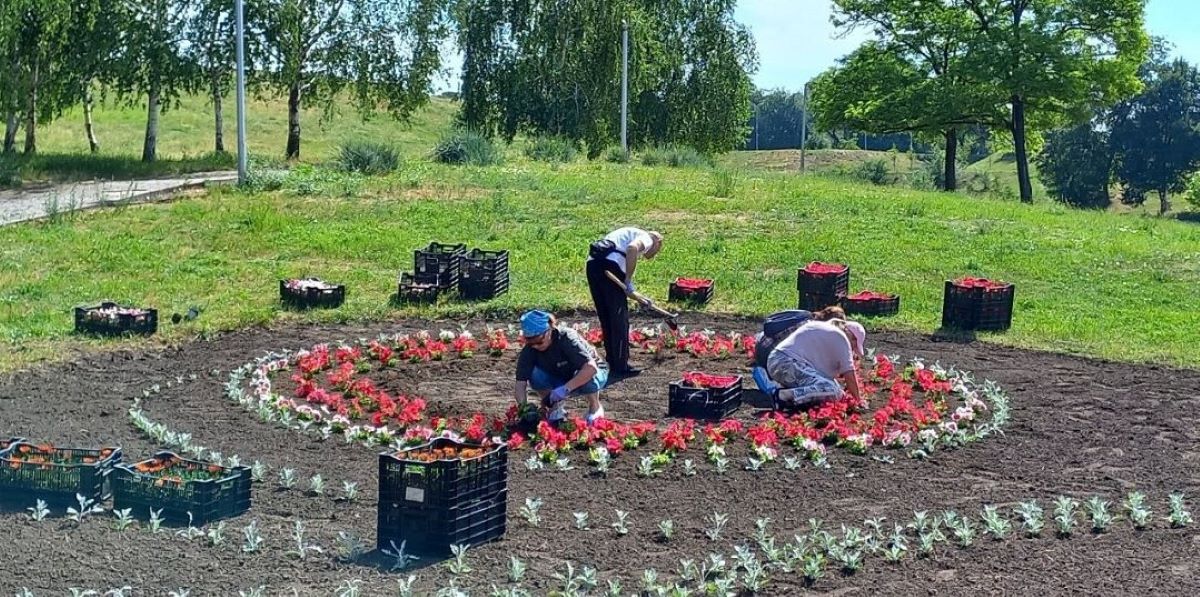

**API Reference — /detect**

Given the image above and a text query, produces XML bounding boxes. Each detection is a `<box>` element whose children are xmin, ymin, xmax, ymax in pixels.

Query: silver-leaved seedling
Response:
<box><xmin>658</xmin><ymin>519</ymin><xmax>676</xmax><ymax>541</ymax></box>
<box><xmin>1169</xmin><ymin>494</ymin><xmax>1193</xmax><ymax>528</ymax></box>
<box><xmin>508</xmin><ymin>555</ymin><xmax>527</xmax><ymax>582</ymax></box>
<box><xmin>1054</xmin><ymin>496</ymin><xmax>1078</xmax><ymax>536</ymax></box>
<box><xmin>520</xmin><ymin>497</ymin><xmax>543</xmax><ymax>527</ymax></box>
<box><xmin>27</xmin><ymin>499</ymin><xmax>49</xmax><ymax>522</ymax></box>
<box><xmin>573</xmin><ymin>511</ymin><xmax>590</xmax><ymax>530</ymax></box>
<box><xmin>1014</xmin><ymin>500</ymin><xmax>1044</xmax><ymax>537</ymax></box>
<box><xmin>612</xmin><ymin>509</ymin><xmax>631</xmax><ymax>535</ymax></box>
<box><xmin>1086</xmin><ymin>497</ymin><xmax>1113</xmax><ymax>532</ymax></box>
<box><xmin>705</xmin><ymin>512</ymin><xmax>729</xmax><ymax>541</ymax></box>
<box><xmin>447</xmin><ymin>544</ymin><xmax>471</xmax><ymax>575</ymax></box>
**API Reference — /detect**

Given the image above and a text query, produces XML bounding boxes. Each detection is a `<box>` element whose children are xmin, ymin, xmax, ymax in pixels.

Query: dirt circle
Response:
<box><xmin>2</xmin><ymin>313</ymin><xmax>1199</xmax><ymax>595</ymax></box>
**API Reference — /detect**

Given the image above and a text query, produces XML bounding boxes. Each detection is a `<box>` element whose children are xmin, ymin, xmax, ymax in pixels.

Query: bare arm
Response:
<box><xmin>565</xmin><ymin>362</ymin><xmax>598</xmax><ymax>392</ymax></box>
<box><xmin>624</xmin><ymin>243</ymin><xmax>642</xmax><ymax>291</ymax></box>
<box><xmin>513</xmin><ymin>380</ymin><xmax>529</xmax><ymax>405</ymax></box>
<box><xmin>840</xmin><ymin>370</ymin><xmax>862</xmax><ymax>401</ymax></box>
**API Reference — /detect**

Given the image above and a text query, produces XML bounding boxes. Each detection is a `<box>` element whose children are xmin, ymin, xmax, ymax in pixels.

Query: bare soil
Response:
<box><xmin>2</xmin><ymin>313</ymin><xmax>1200</xmax><ymax>595</ymax></box>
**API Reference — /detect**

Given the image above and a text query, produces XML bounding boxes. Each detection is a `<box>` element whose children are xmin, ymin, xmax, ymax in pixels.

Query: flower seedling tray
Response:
<box><xmin>460</xmin><ymin>249</ymin><xmax>510</xmax><ymax>300</ymax></box>
<box><xmin>843</xmin><ymin>290</ymin><xmax>900</xmax><ymax>316</ymax></box>
<box><xmin>941</xmin><ymin>278</ymin><xmax>1015</xmax><ymax>331</ymax></box>
<box><xmin>668</xmin><ymin>373</ymin><xmax>742</xmax><ymax>420</ymax></box>
<box><xmin>0</xmin><ymin>437</ymin><xmax>25</xmax><ymax>452</ymax></box>
<box><xmin>797</xmin><ymin>262</ymin><xmax>850</xmax><ymax>295</ymax></box>
<box><xmin>112</xmin><ymin>452</ymin><xmax>251</xmax><ymax>526</ymax></box>
<box><xmin>279</xmin><ymin>278</ymin><xmax>346</xmax><ymax>309</ymax></box>
<box><xmin>397</xmin><ymin>273</ymin><xmax>441</xmax><ymax>304</ymax></box>
<box><xmin>74</xmin><ymin>302</ymin><xmax>157</xmax><ymax>336</ymax></box>
<box><xmin>377</xmin><ymin>438</ymin><xmax>508</xmax><ymax>553</ymax></box>
<box><xmin>668</xmin><ymin>278</ymin><xmax>715</xmax><ymax>304</ymax></box>
<box><xmin>0</xmin><ymin>442</ymin><xmax>122</xmax><ymax>507</ymax></box>
<box><xmin>414</xmin><ymin>241</ymin><xmax>467</xmax><ymax>290</ymax></box>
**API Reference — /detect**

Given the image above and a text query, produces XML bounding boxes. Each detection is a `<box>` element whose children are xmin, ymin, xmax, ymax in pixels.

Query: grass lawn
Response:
<box><xmin>1</xmin><ymin>160</ymin><xmax>1198</xmax><ymax>371</ymax></box>
<box><xmin>4</xmin><ymin>94</ymin><xmax>459</xmax><ymax>185</ymax></box>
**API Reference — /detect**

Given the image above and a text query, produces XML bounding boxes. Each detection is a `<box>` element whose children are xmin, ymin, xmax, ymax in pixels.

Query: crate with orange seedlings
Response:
<box><xmin>0</xmin><ymin>437</ymin><xmax>25</xmax><ymax>452</ymax></box>
<box><xmin>112</xmin><ymin>451</ymin><xmax>251</xmax><ymax>525</ymax></box>
<box><xmin>0</xmin><ymin>441</ymin><xmax>122</xmax><ymax>507</ymax></box>
<box><xmin>377</xmin><ymin>437</ymin><xmax>508</xmax><ymax>554</ymax></box>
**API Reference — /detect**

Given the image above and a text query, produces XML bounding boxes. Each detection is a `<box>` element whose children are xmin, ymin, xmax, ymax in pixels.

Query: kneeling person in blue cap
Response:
<box><xmin>513</xmin><ymin>310</ymin><xmax>609</xmax><ymax>425</ymax></box>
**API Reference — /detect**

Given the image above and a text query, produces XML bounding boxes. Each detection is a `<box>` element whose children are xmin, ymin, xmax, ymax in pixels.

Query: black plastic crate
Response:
<box><xmin>668</xmin><ymin>279</ymin><xmax>714</xmax><ymax>304</ymax></box>
<box><xmin>112</xmin><ymin>452</ymin><xmax>251</xmax><ymax>525</ymax></box>
<box><xmin>377</xmin><ymin>489</ymin><xmax>507</xmax><ymax>555</ymax></box>
<box><xmin>798</xmin><ymin>291</ymin><xmax>845</xmax><ymax>311</ymax></box>
<box><xmin>379</xmin><ymin>439</ymin><xmax>507</xmax><ymax>509</ymax></box>
<box><xmin>74</xmin><ymin>302</ymin><xmax>158</xmax><ymax>336</ymax></box>
<box><xmin>0</xmin><ymin>442</ymin><xmax>122</xmax><ymax>507</ymax></box>
<box><xmin>398</xmin><ymin>273</ymin><xmax>441</xmax><ymax>304</ymax></box>
<box><xmin>414</xmin><ymin>242</ymin><xmax>467</xmax><ymax>290</ymax></box>
<box><xmin>460</xmin><ymin>279</ymin><xmax>509</xmax><ymax>300</ymax></box>
<box><xmin>843</xmin><ymin>293</ymin><xmax>900</xmax><ymax>316</ymax></box>
<box><xmin>796</xmin><ymin>263</ymin><xmax>850</xmax><ymax>296</ymax></box>
<box><xmin>668</xmin><ymin>377</ymin><xmax>743</xmax><ymax>420</ymax></box>
<box><xmin>461</xmin><ymin>249</ymin><xmax>510</xmax><ymax>284</ymax></box>
<box><xmin>279</xmin><ymin>278</ymin><xmax>346</xmax><ymax>309</ymax></box>
<box><xmin>941</xmin><ymin>280</ymin><xmax>1015</xmax><ymax>331</ymax></box>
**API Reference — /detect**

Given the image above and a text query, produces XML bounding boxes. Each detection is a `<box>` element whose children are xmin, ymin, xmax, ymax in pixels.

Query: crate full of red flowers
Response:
<box><xmin>668</xmin><ymin>277</ymin><xmax>714</xmax><ymax>304</ymax></box>
<box><xmin>668</xmin><ymin>372</ymin><xmax>742</xmax><ymax>420</ymax></box>
<box><xmin>797</xmin><ymin>262</ymin><xmax>850</xmax><ymax>310</ymax></box>
<box><xmin>941</xmin><ymin>277</ymin><xmax>1015</xmax><ymax>331</ymax></box>
<box><xmin>843</xmin><ymin>290</ymin><xmax>900</xmax><ymax>316</ymax></box>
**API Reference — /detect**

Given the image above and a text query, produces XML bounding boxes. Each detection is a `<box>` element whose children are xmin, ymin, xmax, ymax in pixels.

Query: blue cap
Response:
<box><xmin>520</xmin><ymin>310</ymin><xmax>552</xmax><ymax>337</ymax></box>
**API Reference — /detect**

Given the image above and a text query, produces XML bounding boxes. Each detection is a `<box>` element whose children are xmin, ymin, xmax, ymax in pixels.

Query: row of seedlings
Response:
<box><xmin>377</xmin><ymin>437</ymin><xmax>509</xmax><ymax>556</ymax></box>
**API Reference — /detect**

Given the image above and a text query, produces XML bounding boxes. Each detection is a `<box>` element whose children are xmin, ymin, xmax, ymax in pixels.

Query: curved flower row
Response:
<box><xmin>225</xmin><ymin>326</ymin><xmax>1010</xmax><ymax>465</ymax></box>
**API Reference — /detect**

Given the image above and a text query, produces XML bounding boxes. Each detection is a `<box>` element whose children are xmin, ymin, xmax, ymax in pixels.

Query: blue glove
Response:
<box><xmin>547</xmin><ymin>385</ymin><xmax>571</xmax><ymax>405</ymax></box>
<box><xmin>625</xmin><ymin>281</ymin><xmax>636</xmax><ymax>294</ymax></box>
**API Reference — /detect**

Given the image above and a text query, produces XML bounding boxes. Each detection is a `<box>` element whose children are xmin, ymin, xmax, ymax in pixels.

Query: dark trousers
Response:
<box><xmin>586</xmin><ymin>258</ymin><xmax>629</xmax><ymax>371</ymax></box>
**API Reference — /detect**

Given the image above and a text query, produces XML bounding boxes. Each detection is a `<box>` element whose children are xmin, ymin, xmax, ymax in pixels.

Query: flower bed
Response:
<box><xmin>377</xmin><ymin>438</ymin><xmax>507</xmax><ymax>554</ymax></box>
<box><xmin>227</xmin><ymin>325</ymin><xmax>1009</xmax><ymax>468</ymax></box>
<box><xmin>279</xmin><ymin>277</ymin><xmax>346</xmax><ymax>309</ymax></box>
<box><xmin>668</xmin><ymin>277</ymin><xmax>715</xmax><ymax>304</ymax></box>
<box><xmin>0</xmin><ymin>442</ymin><xmax>122</xmax><ymax>506</ymax></box>
<box><xmin>843</xmin><ymin>290</ymin><xmax>900</xmax><ymax>316</ymax></box>
<box><xmin>74</xmin><ymin>302</ymin><xmax>157</xmax><ymax>336</ymax></box>
<box><xmin>942</xmin><ymin>278</ymin><xmax>1015</xmax><ymax>331</ymax></box>
<box><xmin>668</xmin><ymin>372</ymin><xmax>742</xmax><ymax>420</ymax></box>
<box><xmin>112</xmin><ymin>452</ymin><xmax>251</xmax><ymax>525</ymax></box>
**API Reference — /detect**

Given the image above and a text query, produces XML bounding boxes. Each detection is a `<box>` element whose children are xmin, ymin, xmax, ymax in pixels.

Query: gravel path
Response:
<box><xmin>0</xmin><ymin>171</ymin><xmax>237</xmax><ymax>226</ymax></box>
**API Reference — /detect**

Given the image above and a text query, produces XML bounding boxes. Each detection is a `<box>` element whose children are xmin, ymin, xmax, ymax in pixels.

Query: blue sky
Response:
<box><xmin>737</xmin><ymin>0</ymin><xmax>1200</xmax><ymax>91</ymax></box>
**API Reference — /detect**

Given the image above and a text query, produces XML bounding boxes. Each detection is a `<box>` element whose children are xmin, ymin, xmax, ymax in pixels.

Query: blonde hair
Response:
<box><xmin>825</xmin><ymin>318</ymin><xmax>859</xmax><ymax>353</ymax></box>
<box><xmin>813</xmin><ymin>306</ymin><xmax>846</xmax><ymax>321</ymax></box>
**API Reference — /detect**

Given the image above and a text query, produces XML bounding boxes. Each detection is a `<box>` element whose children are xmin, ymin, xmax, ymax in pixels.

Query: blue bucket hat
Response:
<box><xmin>520</xmin><ymin>310</ymin><xmax>552</xmax><ymax>337</ymax></box>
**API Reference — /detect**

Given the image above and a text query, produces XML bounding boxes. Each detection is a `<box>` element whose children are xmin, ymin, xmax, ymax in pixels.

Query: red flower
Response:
<box><xmin>681</xmin><ymin>371</ymin><xmax>740</xmax><ymax>389</ymax></box>
<box><xmin>803</xmin><ymin>262</ymin><xmax>848</xmax><ymax>275</ymax></box>
<box><xmin>507</xmin><ymin>433</ymin><xmax>526</xmax><ymax>450</ymax></box>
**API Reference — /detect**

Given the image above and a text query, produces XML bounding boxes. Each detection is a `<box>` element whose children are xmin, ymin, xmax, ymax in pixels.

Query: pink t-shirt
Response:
<box><xmin>773</xmin><ymin>320</ymin><xmax>854</xmax><ymax>379</ymax></box>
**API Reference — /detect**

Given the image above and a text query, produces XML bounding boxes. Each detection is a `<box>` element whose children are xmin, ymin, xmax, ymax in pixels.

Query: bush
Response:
<box><xmin>524</xmin><ymin>137</ymin><xmax>578</xmax><ymax>163</ymax></box>
<box><xmin>0</xmin><ymin>154</ymin><xmax>19</xmax><ymax>188</ymax></box>
<box><xmin>432</xmin><ymin>130</ymin><xmax>503</xmax><ymax>166</ymax></box>
<box><xmin>242</xmin><ymin>169</ymin><xmax>288</xmax><ymax>192</ymax></box>
<box><xmin>337</xmin><ymin>141</ymin><xmax>400</xmax><ymax>175</ymax></box>
<box><xmin>854</xmin><ymin>159</ymin><xmax>891</xmax><ymax>185</ymax></box>
<box><xmin>640</xmin><ymin>144</ymin><xmax>709</xmax><ymax>168</ymax></box>
<box><xmin>1186</xmin><ymin>172</ymin><xmax>1200</xmax><ymax>209</ymax></box>
<box><xmin>603</xmin><ymin>145</ymin><xmax>631</xmax><ymax>163</ymax></box>
<box><xmin>711</xmin><ymin>169</ymin><xmax>738</xmax><ymax>198</ymax></box>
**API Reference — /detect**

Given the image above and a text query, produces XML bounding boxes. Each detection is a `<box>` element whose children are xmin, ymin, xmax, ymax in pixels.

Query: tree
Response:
<box><xmin>457</xmin><ymin>0</ymin><xmax>756</xmax><ymax>156</ymax></box>
<box><xmin>957</xmin><ymin>0</ymin><xmax>1148</xmax><ymax>202</ymax></box>
<box><xmin>113</xmin><ymin>0</ymin><xmax>197</xmax><ymax>162</ymax></box>
<box><xmin>746</xmin><ymin>89</ymin><xmax>808</xmax><ymax>150</ymax></box>
<box><xmin>1108</xmin><ymin>59</ymin><xmax>1200</xmax><ymax>215</ymax></box>
<box><xmin>817</xmin><ymin>2</ymin><xmax>998</xmax><ymax>191</ymax></box>
<box><xmin>0</xmin><ymin>1</ymin><xmax>21</xmax><ymax>153</ymax></box>
<box><xmin>188</xmin><ymin>0</ymin><xmax>239</xmax><ymax>154</ymax></box>
<box><xmin>1035</xmin><ymin>123</ymin><xmax>1112</xmax><ymax>208</ymax></box>
<box><xmin>255</xmin><ymin>0</ymin><xmax>450</xmax><ymax>160</ymax></box>
<box><xmin>7</xmin><ymin>0</ymin><xmax>72</xmax><ymax>155</ymax></box>
<box><xmin>62</xmin><ymin>0</ymin><xmax>121</xmax><ymax>153</ymax></box>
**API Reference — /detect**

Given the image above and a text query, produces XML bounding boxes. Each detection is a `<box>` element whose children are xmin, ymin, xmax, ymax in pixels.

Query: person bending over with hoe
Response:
<box><xmin>513</xmin><ymin>310</ymin><xmax>609</xmax><ymax>426</ymax></box>
<box><xmin>585</xmin><ymin>226</ymin><xmax>664</xmax><ymax>378</ymax></box>
<box><xmin>760</xmin><ymin>318</ymin><xmax>866</xmax><ymax>410</ymax></box>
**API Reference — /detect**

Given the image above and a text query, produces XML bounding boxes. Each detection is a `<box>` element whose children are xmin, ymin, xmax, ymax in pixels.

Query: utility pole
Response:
<box><xmin>753</xmin><ymin>103</ymin><xmax>759</xmax><ymax>150</ymax></box>
<box><xmin>235</xmin><ymin>0</ymin><xmax>248</xmax><ymax>184</ymax></box>
<box><xmin>621</xmin><ymin>20</ymin><xmax>629</xmax><ymax>157</ymax></box>
<box><xmin>800</xmin><ymin>82</ymin><xmax>809</xmax><ymax>173</ymax></box>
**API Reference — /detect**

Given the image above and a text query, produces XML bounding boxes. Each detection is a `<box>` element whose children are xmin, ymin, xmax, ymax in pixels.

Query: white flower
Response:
<box><xmin>952</xmin><ymin>406</ymin><xmax>975</xmax><ymax>423</ymax></box>
<box><xmin>939</xmin><ymin>421</ymin><xmax>958</xmax><ymax>434</ymax></box>
<box><xmin>918</xmin><ymin>429</ymin><xmax>938</xmax><ymax>442</ymax></box>
<box><xmin>439</xmin><ymin>330</ymin><xmax>455</xmax><ymax>341</ymax></box>
<box><xmin>459</xmin><ymin>330</ymin><xmax>474</xmax><ymax>340</ymax></box>
<box><xmin>802</xmin><ymin>438</ymin><xmax>822</xmax><ymax>452</ymax></box>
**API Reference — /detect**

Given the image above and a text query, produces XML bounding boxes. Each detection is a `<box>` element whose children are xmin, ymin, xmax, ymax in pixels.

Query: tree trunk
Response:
<box><xmin>286</xmin><ymin>82</ymin><xmax>302</xmax><ymax>160</ymax></box>
<box><xmin>83</xmin><ymin>83</ymin><xmax>100</xmax><ymax>153</ymax></box>
<box><xmin>3</xmin><ymin>112</ymin><xmax>16</xmax><ymax>153</ymax></box>
<box><xmin>1159</xmin><ymin>189</ymin><xmax>1171</xmax><ymax>216</ymax></box>
<box><xmin>943</xmin><ymin>128</ymin><xmax>958</xmax><ymax>192</ymax></box>
<box><xmin>23</xmin><ymin>55</ymin><xmax>39</xmax><ymax>155</ymax></box>
<box><xmin>212</xmin><ymin>80</ymin><xmax>225</xmax><ymax>154</ymax></box>
<box><xmin>142</xmin><ymin>84</ymin><xmax>160</xmax><ymax>163</ymax></box>
<box><xmin>1012</xmin><ymin>94</ymin><xmax>1033</xmax><ymax>203</ymax></box>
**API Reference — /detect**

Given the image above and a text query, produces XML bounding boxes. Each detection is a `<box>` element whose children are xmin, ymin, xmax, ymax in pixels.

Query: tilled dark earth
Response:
<box><xmin>2</xmin><ymin>313</ymin><xmax>1200</xmax><ymax>596</ymax></box>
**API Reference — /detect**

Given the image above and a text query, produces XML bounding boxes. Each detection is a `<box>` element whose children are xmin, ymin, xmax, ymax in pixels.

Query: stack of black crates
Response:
<box><xmin>377</xmin><ymin>438</ymin><xmax>508</xmax><ymax>555</ymax></box>
<box><xmin>941</xmin><ymin>279</ymin><xmax>1016</xmax><ymax>331</ymax></box>
<box><xmin>797</xmin><ymin>263</ymin><xmax>850</xmax><ymax>311</ymax></box>
<box><xmin>460</xmin><ymin>249</ymin><xmax>510</xmax><ymax>300</ymax></box>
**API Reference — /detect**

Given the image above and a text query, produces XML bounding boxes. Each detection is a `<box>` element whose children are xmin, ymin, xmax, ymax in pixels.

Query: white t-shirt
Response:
<box><xmin>772</xmin><ymin>320</ymin><xmax>854</xmax><ymax>380</ymax></box>
<box><xmin>593</xmin><ymin>227</ymin><xmax>654</xmax><ymax>273</ymax></box>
